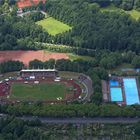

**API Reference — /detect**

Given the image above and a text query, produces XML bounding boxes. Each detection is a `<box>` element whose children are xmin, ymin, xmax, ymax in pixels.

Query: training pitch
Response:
<box><xmin>36</xmin><ymin>17</ymin><xmax>72</xmax><ymax>35</ymax></box>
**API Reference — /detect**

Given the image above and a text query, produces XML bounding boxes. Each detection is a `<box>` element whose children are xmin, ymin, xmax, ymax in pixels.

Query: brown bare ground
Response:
<box><xmin>0</xmin><ymin>51</ymin><xmax>69</xmax><ymax>66</ymax></box>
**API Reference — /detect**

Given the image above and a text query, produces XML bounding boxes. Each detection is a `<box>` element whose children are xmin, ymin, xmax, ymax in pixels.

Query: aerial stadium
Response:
<box><xmin>0</xmin><ymin>69</ymin><xmax>93</xmax><ymax>104</ymax></box>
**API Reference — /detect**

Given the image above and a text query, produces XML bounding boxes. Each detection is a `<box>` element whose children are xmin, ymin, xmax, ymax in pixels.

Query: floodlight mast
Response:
<box><xmin>53</xmin><ymin>59</ymin><xmax>56</xmax><ymax>70</ymax></box>
<box><xmin>77</xmin><ymin>47</ymin><xmax>79</xmax><ymax>73</ymax></box>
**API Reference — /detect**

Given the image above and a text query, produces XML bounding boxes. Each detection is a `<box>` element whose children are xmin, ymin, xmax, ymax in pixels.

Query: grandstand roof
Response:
<box><xmin>21</xmin><ymin>69</ymin><xmax>57</xmax><ymax>72</ymax></box>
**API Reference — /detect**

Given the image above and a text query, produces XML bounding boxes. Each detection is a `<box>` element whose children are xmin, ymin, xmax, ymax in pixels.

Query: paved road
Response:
<box><xmin>20</xmin><ymin>116</ymin><xmax>140</xmax><ymax>124</ymax></box>
<box><xmin>17</xmin><ymin>10</ymin><xmax>46</xmax><ymax>17</ymax></box>
<box><xmin>0</xmin><ymin>113</ymin><xmax>139</xmax><ymax>124</ymax></box>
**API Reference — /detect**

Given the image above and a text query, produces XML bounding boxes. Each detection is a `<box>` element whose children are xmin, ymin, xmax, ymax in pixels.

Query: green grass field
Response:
<box><xmin>101</xmin><ymin>5</ymin><xmax>140</xmax><ymax>20</ymax></box>
<box><xmin>10</xmin><ymin>83</ymin><xmax>68</xmax><ymax>100</ymax></box>
<box><xmin>126</xmin><ymin>10</ymin><xmax>140</xmax><ymax>20</ymax></box>
<box><xmin>36</xmin><ymin>17</ymin><xmax>72</xmax><ymax>36</ymax></box>
<box><xmin>68</xmin><ymin>53</ymin><xmax>94</xmax><ymax>61</ymax></box>
<box><xmin>101</xmin><ymin>5</ymin><xmax>121</xmax><ymax>12</ymax></box>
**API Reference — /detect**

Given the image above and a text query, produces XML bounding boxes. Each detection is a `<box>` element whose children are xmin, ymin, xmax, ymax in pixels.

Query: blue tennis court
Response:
<box><xmin>123</xmin><ymin>78</ymin><xmax>140</xmax><ymax>105</ymax></box>
<box><xmin>110</xmin><ymin>80</ymin><xmax>119</xmax><ymax>87</ymax></box>
<box><xmin>110</xmin><ymin>87</ymin><xmax>123</xmax><ymax>102</ymax></box>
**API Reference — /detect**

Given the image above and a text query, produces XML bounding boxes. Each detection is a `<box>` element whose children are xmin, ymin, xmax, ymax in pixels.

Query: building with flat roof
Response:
<box><xmin>20</xmin><ymin>69</ymin><xmax>58</xmax><ymax>79</ymax></box>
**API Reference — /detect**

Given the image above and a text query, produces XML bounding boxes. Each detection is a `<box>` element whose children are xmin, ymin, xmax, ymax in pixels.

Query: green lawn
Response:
<box><xmin>126</xmin><ymin>10</ymin><xmax>140</xmax><ymax>20</ymax></box>
<box><xmin>101</xmin><ymin>5</ymin><xmax>140</xmax><ymax>20</ymax></box>
<box><xmin>36</xmin><ymin>17</ymin><xmax>72</xmax><ymax>36</ymax></box>
<box><xmin>109</xmin><ymin>63</ymin><xmax>134</xmax><ymax>76</ymax></box>
<box><xmin>110</xmin><ymin>63</ymin><xmax>133</xmax><ymax>72</ymax></box>
<box><xmin>68</xmin><ymin>53</ymin><xmax>94</xmax><ymax>61</ymax></box>
<box><xmin>10</xmin><ymin>83</ymin><xmax>67</xmax><ymax>100</ymax></box>
<box><xmin>101</xmin><ymin>5</ymin><xmax>121</xmax><ymax>12</ymax></box>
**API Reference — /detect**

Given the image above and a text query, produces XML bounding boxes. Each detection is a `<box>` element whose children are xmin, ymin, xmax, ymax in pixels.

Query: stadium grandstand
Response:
<box><xmin>20</xmin><ymin>69</ymin><xmax>58</xmax><ymax>79</ymax></box>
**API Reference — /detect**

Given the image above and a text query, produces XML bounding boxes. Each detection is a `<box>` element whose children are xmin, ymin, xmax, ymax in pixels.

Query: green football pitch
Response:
<box><xmin>10</xmin><ymin>83</ymin><xmax>69</xmax><ymax>100</ymax></box>
<box><xmin>36</xmin><ymin>17</ymin><xmax>72</xmax><ymax>36</ymax></box>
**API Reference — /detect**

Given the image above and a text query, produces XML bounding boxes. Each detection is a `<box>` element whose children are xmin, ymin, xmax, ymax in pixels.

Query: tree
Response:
<box><xmin>132</xmin><ymin>56</ymin><xmax>140</xmax><ymax>68</ymax></box>
<box><xmin>121</xmin><ymin>0</ymin><xmax>134</xmax><ymax>10</ymax></box>
<box><xmin>27</xmin><ymin>12</ymin><xmax>45</xmax><ymax>22</ymax></box>
<box><xmin>91</xmin><ymin>0</ymin><xmax>111</xmax><ymax>7</ymax></box>
<box><xmin>134</xmin><ymin>0</ymin><xmax>140</xmax><ymax>10</ymax></box>
<box><xmin>0</xmin><ymin>42</ymin><xmax>12</xmax><ymax>50</ymax></box>
<box><xmin>0</xmin><ymin>61</ymin><xmax>24</xmax><ymax>73</ymax></box>
<box><xmin>5</xmin><ymin>34</ymin><xmax>17</xmax><ymax>46</ymax></box>
<box><xmin>37</xmin><ymin>1</ymin><xmax>44</xmax><ymax>10</ymax></box>
<box><xmin>29</xmin><ymin>59</ymin><xmax>44</xmax><ymax>69</ymax></box>
<box><xmin>0</xmin><ymin>0</ymin><xmax>4</xmax><ymax>5</ymax></box>
<box><xmin>44</xmin><ymin>59</ymin><xmax>55</xmax><ymax>69</ymax></box>
<box><xmin>8</xmin><ymin>0</ymin><xmax>16</xmax><ymax>5</ymax></box>
<box><xmin>135</xmin><ymin>122</ymin><xmax>140</xmax><ymax>136</ymax></box>
<box><xmin>91</xmin><ymin>92</ymin><xmax>102</xmax><ymax>105</ymax></box>
<box><xmin>113</xmin><ymin>0</ymin><xmax>122</xmax><ymax>7</ymax></box>
<box><xmin>45</xmin><ymin>0</ymin><xmax>140</xmax><ymax>52</ymax></box>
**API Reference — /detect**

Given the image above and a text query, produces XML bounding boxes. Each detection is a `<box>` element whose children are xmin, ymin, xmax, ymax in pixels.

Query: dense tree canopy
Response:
<box><xmin>0</xmin><ymin>0</ymin><xmax>139</xmax><ymax>121</ymax></box>
<box><xmin>0</xmin><ymin>61</ymin><xmax>24</xmax><ymax>73</ymax></box>
<box><xmin>0</xmin><ymin>117</ymin><xmax>47</xmax><ymax>140</ymax></box>
<box><xmin>45</xmin><ymin>0</ymin><xmax>140</xmax><ymax>52</ymax></box>
<box><xmin>0</xmin><ymin>11</ymin><xmax>49</xmax><ymax>50</ymax></box>
<box><xmin>0</xmin><ymin>116</ymin><xmax>139</xmax><ymax>139</ymax></box>
<box><xmin>0</xmin><ymin>103</ymin><xmax>140</xmax><ymax>118</ymax></box>
<box><xmin>0</xmin><ymin>0</ymin><xmax>139</xmax><ymax>53</ymax></box>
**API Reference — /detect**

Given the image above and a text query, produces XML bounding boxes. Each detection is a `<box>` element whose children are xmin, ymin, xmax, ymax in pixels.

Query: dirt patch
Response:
<box><xmin>0</xmin><ymin>50</ymin><xmax>69</xmax><ymax>66</ymax></box>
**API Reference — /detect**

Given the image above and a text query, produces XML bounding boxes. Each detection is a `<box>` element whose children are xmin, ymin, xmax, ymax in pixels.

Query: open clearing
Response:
<box><xmin>101</xmin><ymin>5</ymin><xmax>140</xmax><ymax>20</ymax></box>
<box><xmin>0</xmin><ymin>50</ymin><xmax>69</xmax><ymax>66</ymax></box>
<box><xmin>10</xmin><ymin>83</ymin><xmax>67</xmax><ymax>100</ymax></box>
<box><xmin>0</xmin><ymin>50</ymin><xmax>93</xmax><ymax>66</ymax></box>
<box><xmin>36</xmin><ymin>17</ymin><xmax>72</xmax><ymax>35</ymax></box>
<box><xmin>126</xmin><ymin>10</ymin><xmax>140</xmax><ymax>20</ymax></box>
<box><xmin>68</xmin><ymin>53</ymin><xmax>94</xmax><ymax>61</ymax></box>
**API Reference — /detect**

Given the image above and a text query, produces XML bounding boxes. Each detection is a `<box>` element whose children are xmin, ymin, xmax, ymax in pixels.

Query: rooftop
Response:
<box><xmin>17</xmin><ymin>0</ymin><xmax>46</xmax><ymax>9</ymax></box>
<box><xmin>21</xmin><ymin>69</ymin><xmax>57</xmax><ymax>72</ymax></box>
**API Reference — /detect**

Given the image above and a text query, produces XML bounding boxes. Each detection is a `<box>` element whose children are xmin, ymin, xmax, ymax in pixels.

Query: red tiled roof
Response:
<box><xmin>17</xmin><ymin>0</ymin><xmax>46</xmax><ymax>9</ymax></box>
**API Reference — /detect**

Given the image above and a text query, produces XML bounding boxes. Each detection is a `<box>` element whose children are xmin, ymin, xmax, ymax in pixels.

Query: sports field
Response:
<box><xmin>123</xmin><ymin>78</ymin><xmax>140</xmax><ymax>105</ymax></box>
<box><xmin>10</xmin><ymin>83</ymin><xmax>68</xmax><ymax>100</ymax></box>
<box><xmin>36</xmin><ymin>17</ymin><xmax>72</xmax><ymax>35</ymax></box>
